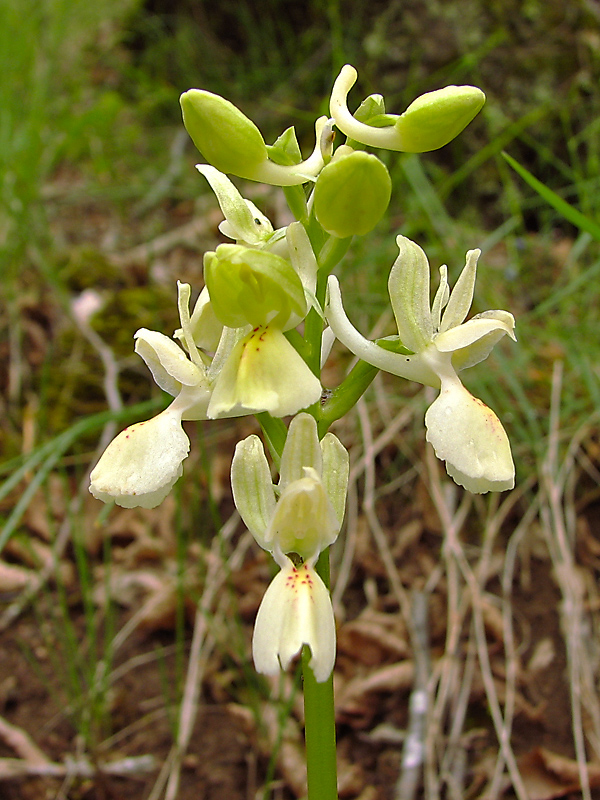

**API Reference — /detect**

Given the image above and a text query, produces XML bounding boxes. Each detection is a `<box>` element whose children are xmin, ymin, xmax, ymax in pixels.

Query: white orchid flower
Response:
<box><xmin>90</xmin><ymin>281</ymin><xmax>252</xmax><ymax>508</ymax></box>
<box><xmin>89</xmin><ymin>282</ymin><xmax>220</xmax><ymax>508</ymax></box>
<box><xmin>231</xmin><ymin>413</ymin><xmax>349</xmax><ymax>681</ymax></box>
<box><xmin>203</xmin><ymin>242</ymin><xmax>322</xmax><ymax>418</ymax></box>
<box><xmin>325</xmin><ymin>236</ymin><xmax>516</xmax><ymax>493</ymax></box>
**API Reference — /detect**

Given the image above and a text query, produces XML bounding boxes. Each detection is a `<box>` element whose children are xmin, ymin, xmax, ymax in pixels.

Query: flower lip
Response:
<box><xmin>89</xmin><ymin>407</ymin><xmax>190</xmax><ymax>509</ymax></box>
<box><xmin>207</xmin><ymin>326</ymin><xmax>322</xmax><ymax>419</ymax></box>
<box><xmin>252</xmin><ymin>555</ymin><xmax>336</xmax><ymax>682</ymax></box>
<box><xmin>424</xmin><ymin>376</ymin><xmax>515</xmax><ymax>493</ymax></box>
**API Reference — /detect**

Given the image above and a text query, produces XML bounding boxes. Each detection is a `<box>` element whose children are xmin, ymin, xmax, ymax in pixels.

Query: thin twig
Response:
<box><xmin>356</xmin><ymin>398</ymin><xmax>412</xmax><ymax>622</ymax></box>
<box><xmin>0</xmin><ymin>755</ymin><xmax>156</xmax><ymax>781</ymax></box>
<box><xmin>395</xmin><ymin>591</ymin><xmax>430</xmax><ymax>800</ymax></box>
<box><xmin>425</xmin><ymin>440</ymin><xmax>528</xmax><ymax>800</ymax></box>
<box><xmin>540</xmin><ymin>360</ymin><xmax>592</xmax><ymax>800</ymax></box>
<box><xmin>0</xmin><ymin>714</ymin><xmax>50</xmax><ymax>766</ymax></box>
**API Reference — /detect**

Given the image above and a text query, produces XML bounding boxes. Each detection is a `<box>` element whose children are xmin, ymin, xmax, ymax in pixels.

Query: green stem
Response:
<box><xmin>302</xmin><ymin>547</ymin><xmax>338</xmax><ymax>800</ymax></box>
<box><xmin>317</xmin><ymin>360</ymin><xmax>379</xmax><ymax>437</ymax></box>
<box><xmin>283</xmin><ymin>184</ymin><xmax>308</xmax><ymax>222</ymax></box>
<box><xmin>256</xmin><ymin>412</ymin><xmax>287</xmax><ymax>466</ymax></box>
<box><xmin>317</xmin><ymin>235</ymin><xmax>352</xmax><ymax>275</ymax></box>
<box><xmin>304</xmin><ymin>306</ymin><xmax>325</xmax><ymax>376</ymax></box>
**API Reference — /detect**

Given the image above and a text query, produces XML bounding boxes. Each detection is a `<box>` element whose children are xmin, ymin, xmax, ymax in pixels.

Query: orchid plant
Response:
<box><xmin>89</xmin><ymin>64</ymin><xmax>514</xmax><ymax>799</ymax></box>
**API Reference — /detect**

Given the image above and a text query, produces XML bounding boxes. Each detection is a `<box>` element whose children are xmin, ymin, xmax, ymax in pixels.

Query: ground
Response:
<box><xmin>1</xmin><ymin>420</ymin><xmax>600</xmax><ymax>799</ymax></box>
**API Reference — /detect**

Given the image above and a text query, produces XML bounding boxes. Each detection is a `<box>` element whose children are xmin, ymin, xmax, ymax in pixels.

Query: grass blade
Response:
<box><xmin>502</xmin><ymin>152</ymin><xmax>600</xmax><ymax>241</ymax></box>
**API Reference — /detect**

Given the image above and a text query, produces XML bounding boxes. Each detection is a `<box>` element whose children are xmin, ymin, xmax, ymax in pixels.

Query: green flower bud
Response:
<box><xmin>180</xmin><ymin>89</ymin><xmax>268</xmax><ymax>179</ymax></box>
<box><xmin>182</xmin><ymin>90</ymin><xmax>329</xmax><ymax>186</ymax></box>
<box><xmin>394</xmin><ymin>85</ymin><xmax>486</xmax><ymax>153</ymax></box>
<box><xmin>330</xmin><ymin>65</ymin><xmax>485</xmax><ymax>153</ymax></box>
<box><xmin>313</xmin><ymin>150</ymin><xmax>391</xmax><ymax>238</ymax></box>
<box><xmin>203</xmin><ymin>244</ymin><xmax>307</xmax><ymax>330</ymax></box>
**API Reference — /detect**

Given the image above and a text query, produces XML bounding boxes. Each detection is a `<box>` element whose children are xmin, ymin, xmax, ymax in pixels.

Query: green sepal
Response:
<box><xmin>354</xmin><ymin>93</ymin><xmax>386</xmax><ymax>122</ymax></box>
<box><xmin>267</xmin><ymin>126</ymin><xmax>303</xmax><ymax>166</ymax></box>
<box><xmin>344</xmin><ymin>94</ymin><xmax>388</xmax><ymax>149</ymax></box>
<box><xmin>266</xmin><ymin>128</ymin><xmax>308</xmax><ymax>219</ymax></box>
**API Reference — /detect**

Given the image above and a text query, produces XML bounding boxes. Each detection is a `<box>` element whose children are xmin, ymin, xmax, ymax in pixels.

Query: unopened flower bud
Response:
<box><xmin>180</xmin><ymin>89</ymin><xmax>268</xmax><ymax>179</ymax></box>
<box><xmin>313</xmin><ymin>150</ymin><xmax>391</xmax><ymax>238</ymax></box>
<box><xmin>394</xmin><ymin>85</ymin><xmax>486</xmax><ymax>153</ymax></box>
<box><xmin>181</xmin><ymin>90</ymin><xmax>329</xmax><ymax>185</ymax></box>
<box><xmin>330</xmin><ymin>65</ymin><xmax>485</xmax><ymax>153</ymax></box>
<box><xmin>204</xmin><ymin>245</ymin><xmax>306</xmax><ymax>330</ymax></box>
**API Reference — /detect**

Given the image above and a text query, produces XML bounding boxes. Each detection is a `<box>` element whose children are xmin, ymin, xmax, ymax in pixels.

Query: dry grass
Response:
<box><xmin>3</xmin><ymin>212</ymin><xmax>600</xmax><ymax>798</ymax></box>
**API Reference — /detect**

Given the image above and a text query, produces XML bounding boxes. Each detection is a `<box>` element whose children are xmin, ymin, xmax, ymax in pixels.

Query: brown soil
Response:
<box><xmin>1</xmin><ymin>478</ymin><xmax>599</xmax><ymax>800</ymax></box>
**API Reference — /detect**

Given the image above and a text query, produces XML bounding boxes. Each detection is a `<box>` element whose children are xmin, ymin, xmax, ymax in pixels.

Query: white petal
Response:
<box><xmin>439</xmin><ymin>249</ymin><xmax>479</xmax><ymax>332</ymax></box>
<box><xmin>266</xmin><ymin>471</ymin><xmax>341</xmax><ymax>560</ymax></box>
<box><xmin>451</xmin><ymin>311</ymin><xmax>517</xmax><ymax>372</ymax></box>
<box><xmin>431</xmin><ymin>265</ymin><xmax>449</xmax><ymax>332</ymax></box>
<box><xmin>320</xmin><ymin>432</ymin><xmax>350</xmax><ymax>526</ymax></box>
<box><xmin>388</xmin><ymin>236</ymin><xmax>434</xmax><ymax>351</ymax></box>
<box><xmin>174</xmin><ymin>286</ymin><xmax>223</xmax><ymax>354</ymax></box>
<box><xmin>89</xmin><ymin>407</ymin><xmax>189</xmax><ymax>508</ymax></box>
<box><xmin>424</xmin><ymin>379</ymin><xmax>514</xmax><ymax>493</ymax></box>
<box><xmin>207</xmin><ymin>327</ymin><xmax>322</xmax><ymax>418</ymax></box>
<box><xmin>134</xmin><ymin>329</ymin><xmax>203</xmax><ymax>392</ymax></box>
<box><xmin>196</xmin><ymin>165</ymin><xmax>271</xmax><ymax>245</ymax></box>
<box><xmin>434</xmin><ymin>313</ymin><xmax>515</xmax><ymax>353</ymax></box>
<box><xmin>218</xmin><ymin>199</ymin><xmax>273</xmax><ymax>245</ymax></box>
<box><xmin>286</xmin><ymin>222</ymin><xmax>317</xmax><ymax>298</ymax></box>
<box><xmin>252</xmin><ymin>561</ymin><xmax>336</xmax><ymax>683</ymax></box>
<box><xmin>321</xmin><ymin>326</ymin><xmax>336</xmax><ymax>367</ymax></box>
<box><xmin>207</xmin><ymin>325</ymin><xmax>247</xmax><ymax>382</ymax></box>
<box><xmin>175</xmin><ymin>282</ymin><xmax>205</xmax><ymax>369</ymax></box>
